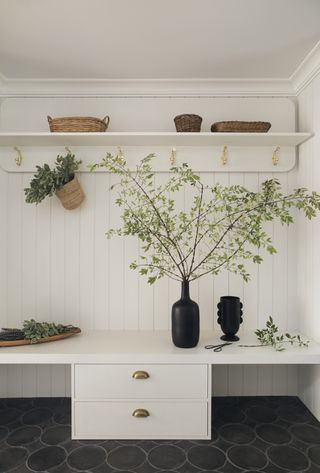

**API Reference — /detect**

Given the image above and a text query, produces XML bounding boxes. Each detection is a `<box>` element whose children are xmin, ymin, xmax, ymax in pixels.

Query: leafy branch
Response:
<box><xmin>90</xmin><ymin>153</ymin><xmax>320</xmax><ymax>285</ymax></box>
<box><xmin>255</xmin><ymin>316</ymin><xmax>309</xmax><ymax>351</ymax></box>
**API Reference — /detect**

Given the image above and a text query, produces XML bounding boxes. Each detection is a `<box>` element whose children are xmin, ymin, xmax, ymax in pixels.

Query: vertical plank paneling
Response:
<box><xmin>108</xmin><ymin>173</ymin><xmax>125</xmax><ymax>330</ymax></box>
<box><xmin>243</xmin><ymin>174</ymin><xmax>259</xmax><ymax>331</ymax></box>
<box><xmin>0</xmin><ymin>167</ymin><xmax>8</xmax><ymax>397</ymax></box>
<box><xmin>256</xmin><ymin>172</ymin><xmax>274</xmax><ymax>396</ymax></box>
<box><xmin>213</xmin><ymin>173</ymin><xmax>229</xmax><ymax>330</ymax></box>
<box><xmin>50</xmin><ymin>199</ymin><xmax>66</xmax><ymax>324</ymax></box>
<box><xmin>287</xmin><ymin>169</ymin><xmax>298</xmax><ymax>330</ymax></box>
<box><xmin>154</xmin><ymin>173</ymin><xmax>170</xmax><ymax>330</ymax></box>
<box><xmin>257</xmin><ymin>172</ymin><xmax>274</xmax><ymax>326</ymax></box>
<box><xmin>7</xmin><ymin>174</ymin><xmax>23</xmax><ymax>327</ymax></box>
<box><xmin>93</xmin><ymin>174</ymin><xmax>109</xmax><ymax>329</ymax></box>
<box><xmin>21</xmin><ymin>175</ymin><xmax>37</xmax><ymax>394</ymax></box>
<box><xmin>272</xmin><ymin>172</ymin><xmax>288</xmax><ymax>330</ymax></box>
<box><xmin>197</xmin><ymin>173</ymin><xmax>214</xmax><ymax>331</ymax></box>
<box><xmin>79</xmin><ymin>174</ymin><xmax>95</xmax><ymax>329</ymax></box>
<box><xmin>228</xmin><ymin>173</ymin><xmax>245</xmax><ymax>301</ymax></box>
<box><xmin>212</xmin><ymin>366</ymin><xmax>228</xmax><ymax>396</ymax></box>
<box><xmin>0</xmin><ymin>168</ymin><xmax>7</xmax><ymax>327</ymax></box>
<box><xmin>296</xmin><ymin>75</ymin><xmax>320</xmax><ymax>421</ymax></box>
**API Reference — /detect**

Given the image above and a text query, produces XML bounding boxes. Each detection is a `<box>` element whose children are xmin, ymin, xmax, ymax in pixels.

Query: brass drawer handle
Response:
<box><xmin>132</xmin><ymin>408</ymin><xmax>150</xmax><ymax>418</ymax></box>
<box><xmin>132</xmin><ymin>370</ymin><xmax>149</xmax><ymax>380</ymax></box>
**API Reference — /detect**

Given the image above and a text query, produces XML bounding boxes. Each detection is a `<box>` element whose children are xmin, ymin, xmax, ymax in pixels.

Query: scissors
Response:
<box><xmin>205</xmin><ymin>342</ymin><xmax>233</xmax><ymax>352</ymax></box>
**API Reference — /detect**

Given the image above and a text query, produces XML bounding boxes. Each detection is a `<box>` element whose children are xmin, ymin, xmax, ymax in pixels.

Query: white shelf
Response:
<box><xmin>0</xmin><ymin>132</ymin><xmax>313</xmax><ymax>147</ymax></box>
<box><xmin>0</xmin><ymin>330</ymin><xmax>318</xmax><ymax>364</ymax></box>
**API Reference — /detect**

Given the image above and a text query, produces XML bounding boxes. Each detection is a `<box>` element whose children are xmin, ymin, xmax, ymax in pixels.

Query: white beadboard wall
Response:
<box><xmin>297</xmin><ymin>72</ymin><xmax>320</xmax><ymax>418</ymax></box>
<box><xmin>0</xmin><ymin>96</ymin><xmax>301</xmax><ymax>397</ymax></box>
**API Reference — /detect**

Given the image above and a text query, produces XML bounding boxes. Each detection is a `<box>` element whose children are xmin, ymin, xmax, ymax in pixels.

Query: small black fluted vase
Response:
<box><xmin>171</xmin><ymin>280</ymin><xmax>199</xmax><ymax>348</ymax></box>
<box><xmin>217</xmin><ymin>296</ymin><xmax>243</xmax><ymax>341</ymax></box>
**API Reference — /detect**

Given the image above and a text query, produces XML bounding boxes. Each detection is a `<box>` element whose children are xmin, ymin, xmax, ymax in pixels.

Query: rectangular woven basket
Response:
<box><xmin>47</xmin><ymin>115</ymin><xmax>110</xmax><ymax>132</ymax></box>
<box><xmin>211</xmin><ymin>121</ymin><xmax>271</xmax><ymax>133</ymax></box>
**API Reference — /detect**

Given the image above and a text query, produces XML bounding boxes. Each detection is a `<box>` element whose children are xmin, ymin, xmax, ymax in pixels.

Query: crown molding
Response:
<box><xmin>291</xmin><ymin>40</ymin><xmax>320</xmax><ymax>95</ymax></box>
<box><xmin>0</xmin><ymin>73</ymin><xmax>294</xmax><ymax>98</ymax></box>
<box><xmin>2</xmin><ymin>42</ymin><xmax>320</xmax><ymax>98</ymax></box>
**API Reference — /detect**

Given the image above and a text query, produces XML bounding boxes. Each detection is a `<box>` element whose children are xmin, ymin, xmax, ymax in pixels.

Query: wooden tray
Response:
<box><xmin>0</xmin><ymin>327</ymin><xmax>81</xmax><ymax>347</ymax></box>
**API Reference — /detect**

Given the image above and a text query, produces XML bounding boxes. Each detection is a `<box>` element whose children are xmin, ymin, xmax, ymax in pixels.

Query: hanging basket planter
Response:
<box><xmin>55</xmin><ymin>176</ymin><xmax>85</xmax><ymax>210</ymax></box>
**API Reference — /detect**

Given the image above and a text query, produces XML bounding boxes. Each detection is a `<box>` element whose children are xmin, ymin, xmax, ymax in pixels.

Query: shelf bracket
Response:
<box><xmin>13</xmin><ymin>147</ymin><xmax>23</xmax><ymax>166</ymax></box>
<box><xmin>272</xmin><ymin>146</ymin><xmax>280</xmax><ymax>166</ymax></box>
<box><xmin>220</xmin><ymin>145</ymin><xmax>228</xmax><ymax>165</ymax></box>
<box><xmin>170</xmin><ymin>147</ymin><xmax>177</xmax><ymax>166</ymax></box>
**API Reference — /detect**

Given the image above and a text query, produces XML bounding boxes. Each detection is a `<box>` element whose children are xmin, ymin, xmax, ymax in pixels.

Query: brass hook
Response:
<box><xmin>272</xmin><ymin>146</ymin><xmax>280</xmax><ymax>166</ymax></box>
<box><xmin>220</xmin><ymin>145</ymin><xmax>228</xmax><ymax>165</ymax></box>
<box><xmin>170</xmin><ymin>147</ymin><xmax>177</xmax><ymax>166</ymax></box>
<box><xmin>14</xmin><ymin>147</ymin><xmax>22</xmax><ymax>166</ymax></box>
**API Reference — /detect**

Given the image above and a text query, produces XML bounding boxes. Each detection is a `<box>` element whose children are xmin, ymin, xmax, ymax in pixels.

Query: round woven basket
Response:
<box><xmin>174</xmin><ymin>114</ymin><xmax>202</xmax><ymax>132</ymax></box>
<box><xmin>211</xmin><ymin>121</ymin><xmax>271</xmax><ymax>133</ymax></box>
<box><xmin>56</xmin><ymin>176</ymin><xmax>85</xmax><ymax>210</ymax></box>
<box><xmin>48</xmin><ymin>115</ymin><xmax>110</xmax><ymax>132</ymax></box>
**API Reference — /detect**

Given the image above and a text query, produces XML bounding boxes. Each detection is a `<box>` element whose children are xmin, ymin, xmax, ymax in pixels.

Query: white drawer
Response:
<box><xmin>74</xmin><ymin>364</ymin><xmax>208</xmax><ymax>399</ymax></box>
<box><xmin>73</xmin><ymin>400</ymin><xmax>208</xmax><ymax>439</ymax></box>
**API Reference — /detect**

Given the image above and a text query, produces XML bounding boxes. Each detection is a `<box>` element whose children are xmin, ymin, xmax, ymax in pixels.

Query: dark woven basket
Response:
<box><xmin>48</xmin><ymin>115</ymin><xmax>110</xmax><ymax>132</ymax></box>
<box><xmin>174</xmin><ymin>114</ymin><xmax>202</xmax><ymax>132</ymax></box>
<box><xmin>211</xmin><ymin>121</ymin><xmax>271</xmax><ymax>133</ymax></box>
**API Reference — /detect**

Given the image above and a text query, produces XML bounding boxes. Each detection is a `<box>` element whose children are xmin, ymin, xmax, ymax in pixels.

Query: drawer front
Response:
<box><xmin>74</xmin><ymin>364</ymin><xmax>207</xmax><ymax>399</ymax></box>
<box><xmin>73</xmin><ymin>400</ymin><xmax>208</xmax><ymax>439</ymax></box>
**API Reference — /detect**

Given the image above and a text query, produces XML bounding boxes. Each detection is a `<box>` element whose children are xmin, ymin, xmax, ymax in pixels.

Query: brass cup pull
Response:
<box><xmin>132</xmin><ymin>408</ymin><xmax>150</xmax><ymax>418</ymax></box>
<box><xmin>132</xmin><ymin>370</ymin><xmax>149</xmax><ymax>380</ymax></box>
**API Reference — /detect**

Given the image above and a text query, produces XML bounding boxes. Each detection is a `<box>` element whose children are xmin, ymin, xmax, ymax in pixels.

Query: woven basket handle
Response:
<box><xmin>102</xmin><ymin>115</ymin><xmax>110</xmax><ymax>127</ymax></box>
<box><xmin>47</xmin><ymin>116</ymin><xmax>53</xmax><ymax>124</ymax></box>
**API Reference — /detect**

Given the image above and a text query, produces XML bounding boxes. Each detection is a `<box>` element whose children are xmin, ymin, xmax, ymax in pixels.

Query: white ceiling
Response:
<box><xmin>0</xmin><ymin>0</ymin><xmax>319</xmax><ymax>80</ymax></box>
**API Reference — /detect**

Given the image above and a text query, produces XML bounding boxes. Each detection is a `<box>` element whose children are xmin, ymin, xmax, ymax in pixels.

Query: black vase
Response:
<box><xmin>171</xmin><ymin>280</ymin><xmax>199</xmax><ymax>348</ymax></box>
<box><xmin>217</xmin><ymin>296</ymin><xmax>243</xmax><ymax>341</ymax></box>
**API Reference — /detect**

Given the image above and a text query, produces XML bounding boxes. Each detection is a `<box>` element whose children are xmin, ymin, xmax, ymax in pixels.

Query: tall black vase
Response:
<box><xmin>171</xmin><ymin>280</ymin><xmax>199</xmax><ymax>348</ymax></box>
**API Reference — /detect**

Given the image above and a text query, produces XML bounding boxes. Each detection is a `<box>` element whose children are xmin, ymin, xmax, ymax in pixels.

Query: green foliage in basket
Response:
<box><xmin>25</xmin><ymin>152</ymin><xmax>82</xmax><ymax>204</ymax></box>
<box><xmin>90</xmin><ymin>152</ymin><xmax>320</xmax><ymax>285</ymax></box>
<box><xmin>22</xmin><ymin>319</ymin><xmax>73</xmax><ymax>344</ymax></box>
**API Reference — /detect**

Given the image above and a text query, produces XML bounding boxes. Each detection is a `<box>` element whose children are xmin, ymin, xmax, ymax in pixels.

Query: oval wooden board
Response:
<box><xmin>0</xmin><ymin>327</ymin><xmax>81</xmax><ymax>347</ymax></box>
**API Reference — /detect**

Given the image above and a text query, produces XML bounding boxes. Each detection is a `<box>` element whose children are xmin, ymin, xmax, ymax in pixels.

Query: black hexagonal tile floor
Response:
<box><xmin>108</xmin><ymin>445</ymin><xmax>146</xmax><ymax>470</ymax></box>
<box><xmin>27</xmin><ymin>446</ymin><xmax>66</xmax><ymax>471</ymax></box>
<box><xmin>0</xmin><ymin>408</ymin><xmax>22</xmax><ymax>425</ymax></box>
<box><xmin>41</xmin><ymin>425</ymin><xmax>71</xmax><ymax>445</ymax></box>
<box><xmin>148</xmin><ymin>445</ymin><xmax>185</xmax><ymax>469</ymax></box>
<box><xmin>256</xmin><ymin>423</ymin><xmax>292</xmax><ymax>444</ymax></box>
<box><xmin>188</xmin><ymin>445</ymin><xmax>226</xmax><ymax>470</ymax></box>
<box><xmin>246</xmin><ymin>405</ymin><xmax>278</xmax><ymax>423</ymax></box>
<box><xmin>7</xmin><ymin>426</ymin><xmax>41</xmax><ymax>446</ymax></box>
<box><xmin>220</xmin><ymin>423</ymin><xmax>255</xmax><ymax>444</ymax></box>
<box><xmin>268</xmin><ymin>445</ymin><xmax>309</xmax><ymax>471</ymax></box>
<box><xmin>68</xmin><ymin>445</ymin><xmax>107</xmax><ymax>470</ymax></box>
<box><xmin>227</xmin><ymin>445</ymin><xmax>268</xmax><ymax>470</ymax></box>
<box><xmin>291</xmin><ymin>424</ymin><xmax>320</xmax><ymax>444</ymax></box>
<box><xmin>0</xmin><ymin>396</ymin><xmax>319</xmax><ymax>472</ymax></box>
<box><xmin>0</xmin><ymin>447</ymin><xmax>27</xmax><ymax>473</ymax></box>
<box><xmin>22</xmin><ymin>407</ymin><xmax>52</xmax><ymax>425</ymax></box>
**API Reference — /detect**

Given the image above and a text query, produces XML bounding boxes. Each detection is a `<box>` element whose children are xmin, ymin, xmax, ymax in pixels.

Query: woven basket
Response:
<box><xmin>56</xmin><ymin>176</ymin><xmax>85</xmax><ymax>210</ymax></box>
<box><xmin>174</xmin><ymin>114</ymin><xmax>202</xmax><ymax>132</ymax></box>
<box><xmin>48</xmin><ymin>115</ymin><xmax>110</xmax><ymax>132</ymax></box>
<box><xmin>211</xmin><ymin>121</ymin><xmax>271</xmax><ymax>133</ymax></box>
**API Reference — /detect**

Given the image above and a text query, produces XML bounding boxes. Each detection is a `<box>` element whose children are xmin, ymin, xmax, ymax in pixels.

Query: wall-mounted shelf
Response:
<box><xmin>0</xmin><ymin>131</ymin><xmax>313</xmax><ymax>173</ymax></box>
<box><xmin>0</xmin><ymin>131</ymin><xmax>313</xmax><ymax>147</ymax></box>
